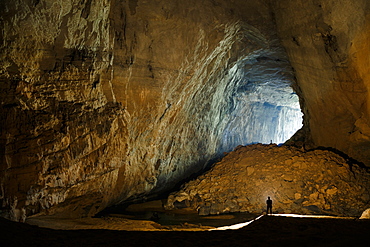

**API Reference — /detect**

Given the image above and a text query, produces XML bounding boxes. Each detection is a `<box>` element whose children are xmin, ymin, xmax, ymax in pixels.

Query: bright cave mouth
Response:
<box><xmin>225</xmin><ymin>77</ymin><xmax>303</xmax><ymax>146</ymax></box>
<box><xmin>220</xmin><ymin>50</ymin><xmax>303</xmax><ymax>152</ymax></box>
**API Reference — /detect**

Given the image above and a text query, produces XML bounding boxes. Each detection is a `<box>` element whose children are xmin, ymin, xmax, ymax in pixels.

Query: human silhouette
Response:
<box><xmin>150</xmin><ymin>212</ymin><xmax>160</xmax><ymax>221</ymax></box>
<box><xmin>266</xmin><ymin>196</ymin><xmax>272</xmax><ymax>215</ymax></box>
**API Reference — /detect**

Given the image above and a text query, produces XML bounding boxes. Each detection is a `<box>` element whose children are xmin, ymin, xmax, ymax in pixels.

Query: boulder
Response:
<box><xmin>360</xmin><ymin>208</ymin><xmax>370</xmax><ymax>219</ymax></box>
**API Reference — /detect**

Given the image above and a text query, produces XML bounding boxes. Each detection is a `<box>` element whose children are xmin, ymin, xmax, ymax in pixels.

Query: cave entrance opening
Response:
<box><xmin>239</xmin><ymin>80</ymin><xmax>303</xmax><ymax>145</ymax></box>
<box><xmin>221</xmin><ymin>53</ymin><xmax>303</xmax><ymax>152</ymax></box>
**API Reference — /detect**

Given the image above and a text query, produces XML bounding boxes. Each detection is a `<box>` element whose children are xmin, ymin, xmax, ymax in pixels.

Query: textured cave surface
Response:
<box><xmin>165</xmin><ymin>144</ymin><xmax>370</xmax><ymax>216</ymax></box>
<box><xmin>1</xmin><ymin>0</ymin><xmax>370</xmax><ymax>220</ymax></box>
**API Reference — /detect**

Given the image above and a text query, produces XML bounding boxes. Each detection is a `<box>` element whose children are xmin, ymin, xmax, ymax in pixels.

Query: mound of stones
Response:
<box><xmin>165</xmin><ymin>144</ymin><xmax>370</xmax><ymax>216</ymax></box>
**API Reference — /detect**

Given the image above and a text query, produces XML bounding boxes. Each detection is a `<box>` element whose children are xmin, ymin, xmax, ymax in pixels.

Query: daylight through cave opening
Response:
<box><xmin>241</xmin><ymin>80</ymin><xmax>303</xmax><ymax>145</ymax></box>
<box><xmin>221</xmin><ymin>51</ymin><xmax>303</xmax><ymax>152</ymax></box>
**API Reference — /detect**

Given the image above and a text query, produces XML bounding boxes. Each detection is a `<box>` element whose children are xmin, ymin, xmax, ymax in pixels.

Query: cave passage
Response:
<box><xmin>2</xmin><ymin>0</ymin><xmax>370</xmax><ymax>230</ymax></box>
<box><xmin>221</xmin><ymin>52</ymin><xmax>303</xmax><ymax>152</ymax></box>
<box><xmin>241</xmin><ymin>80</ymin><xmax>303</xmax><ymax>145</ymax></box>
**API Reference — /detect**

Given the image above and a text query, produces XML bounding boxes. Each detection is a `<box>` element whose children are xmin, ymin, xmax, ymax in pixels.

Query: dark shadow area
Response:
<box><xmin>98</xmin><ymin>208</ymin><xmax>258</xmax><ymax>228</ymax></box>
<box><xmin>142</xmin><ymin>211</ymin><xmax>257</xmax><ymax>228</ymax></box>
<box><xmin>97</xmin><ymin>154</ymin><xmax>227</xmax><ymax>217</ymax></box>
<box><xmin>2</xmin><ymin>216</ymin><xmax>370</xmax><ymax>247</ymax></box>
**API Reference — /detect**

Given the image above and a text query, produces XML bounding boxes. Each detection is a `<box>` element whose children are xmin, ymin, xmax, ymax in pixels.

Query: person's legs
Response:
<box><xmin>267</xmin><ymin>206</ymin><xmax>272</xmax><ymax>214</ymax></box>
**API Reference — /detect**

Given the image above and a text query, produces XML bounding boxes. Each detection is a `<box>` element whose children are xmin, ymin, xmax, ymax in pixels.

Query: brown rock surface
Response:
<box><xmin>1</xmin><ymin>0</ymin><xmax>290</xmax><ymax>220</ymax></box>
<box><xmin>359</xmin><ymin>208</ymin><xmax>370</xmax><ymax>219</ymax></box>
<box><xmin>273</xmin><ymin>0</ymin><xmax>370</xmax><ymax>165</ymax></box>
<box><xmin>165</xmin><ymin>144</ymin><xmax>370</xmax><ymax>216</ymax></box>
<box><xmin>1</xmin><ymin>0</ymin><xmax>370</xmax><ymax>221</ymax></box>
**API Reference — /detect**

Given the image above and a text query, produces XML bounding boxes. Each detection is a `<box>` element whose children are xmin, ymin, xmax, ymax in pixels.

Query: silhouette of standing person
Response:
<box><xmin>266</xmin><ymin>196</ymin><xmax>272</xmax><ymax>215</ymax></box>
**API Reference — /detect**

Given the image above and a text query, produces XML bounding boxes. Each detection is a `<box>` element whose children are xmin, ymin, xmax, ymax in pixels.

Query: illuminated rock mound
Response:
<box><xmin>165</xmin><ymin>144</ymin><xmax>370</xmax><ymax>216</ymax></box>
<box><xmin>360</xmin><ymin>208</ymin><xmax>370</xmax><ymax>219</ymax></box>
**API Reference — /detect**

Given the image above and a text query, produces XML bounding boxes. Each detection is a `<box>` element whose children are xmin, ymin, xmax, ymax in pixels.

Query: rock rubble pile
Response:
<box><xmin>165</xmin><ymin>144</ymin><xmax>370</xmax><ymax>216</ymax></box>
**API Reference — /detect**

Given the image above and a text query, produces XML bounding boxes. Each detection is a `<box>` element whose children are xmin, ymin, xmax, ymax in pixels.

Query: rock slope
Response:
<box><xmin>165</xmin><ymin>144</ymin><xmax>370</xmax><ymax>216</ymax></box>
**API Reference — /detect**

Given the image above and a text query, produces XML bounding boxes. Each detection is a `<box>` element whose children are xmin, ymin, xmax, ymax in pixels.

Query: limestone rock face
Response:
<box><xmin>0</xmin><ymin>0</ymin><xmax>128</xmax><ymax>219</ymax></box>
<box><xmin>2</xmin><ymin>0</ymin><xmax>370</xmax><ymax>221</ymax></box>
<box><xmin>273</xmin><ymin>0</ymin><xmax>370</xmax><ymax>165</ymax></box>
<box><xmin>1</xmin><ymin>0</ymin><xmax>296</xmax><ymax>220</ymax></box>
<box><xmin>165</xmin><ymin>144</ymin><xmax>370</xmax><ymax>216</ymax></box>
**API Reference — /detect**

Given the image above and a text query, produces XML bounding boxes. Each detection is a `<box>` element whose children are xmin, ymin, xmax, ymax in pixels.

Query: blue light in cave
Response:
<box><xmin>244</xmin><ymin>99</ymin><xmax>302</xmax><ymax>144</ymax></box>
<box><xmin>221</xmin><ymin>79</ymin><xmax>303</xmax><ymax>152</ymax></box>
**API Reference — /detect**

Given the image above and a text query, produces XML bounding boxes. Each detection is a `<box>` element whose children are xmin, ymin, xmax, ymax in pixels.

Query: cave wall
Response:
<box><xmin>273</xmin><ymin>0</ymin><xmax>370</xmax><ymax>165</ymax></box>
<box><xmin>2</xmin><ymin>0</ymin><xmax>369</xmax><ymax>220</ymax></box>
<box><xmin>1</xmin><ymin>0</ymin><xmax>292</xmax><ymax>219</ymax></box>
<box><xmin>0</xmin><ymin>0</ymin><xmax>129</xmax><ymax>219</ymax></box>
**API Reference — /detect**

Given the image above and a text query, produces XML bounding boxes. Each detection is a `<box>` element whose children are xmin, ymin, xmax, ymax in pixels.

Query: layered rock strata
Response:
<box><xmin>0</xmin><ymin>0</ymin><xmax>296</xmax><ymax>220</ymax></box>
<box><xmin>2</xmin><ymin>0</ymin><xmax>370</xmax><ymax>221</ymax></box>
<box><xmin>273</xmin><ymin>0</ymin><xmax>370</xmax><ymax>165</ymax></box>
<box><xmin>165</xmin><ymin>144</ymin><xmax>370</xmax><ymax>216</ymax></box>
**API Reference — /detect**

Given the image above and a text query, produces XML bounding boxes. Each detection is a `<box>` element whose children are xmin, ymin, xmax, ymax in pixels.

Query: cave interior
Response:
<box><xmin>1</xmin><ymin>0</ymin><xmax>370</xmax><ymax>226</ymax></box>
